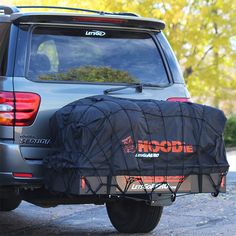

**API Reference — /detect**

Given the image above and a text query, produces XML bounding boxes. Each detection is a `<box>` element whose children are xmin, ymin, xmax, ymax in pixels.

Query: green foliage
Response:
<box><xmin>224</xmin><ymin>116</ymin><xmax>236</xmax><ymax>147</ymax></box>
<box><xmin>40</xmin><ymin>66</ymin><xmax>138</xmax><ymax>83</ymax></box>
<box><xmin>6</xmin><ymin>0</ymin><xmax>236</xmax><ymax>113</ymax></box>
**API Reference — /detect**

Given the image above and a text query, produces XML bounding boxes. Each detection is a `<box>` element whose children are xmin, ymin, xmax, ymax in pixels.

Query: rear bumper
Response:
<box><xmin>0</xmin><ymin>141</ymin><xmax>43</xmax><ymax>186</ymax></box>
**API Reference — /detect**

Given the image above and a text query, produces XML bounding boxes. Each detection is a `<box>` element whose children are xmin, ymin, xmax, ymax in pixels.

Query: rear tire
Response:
<box><xmin>106</xmin><ymin>199</ymin><xmax>163</xmax><ymax>233</ymax></box>
<box><xmin>0</xmin><ymin>197</ymin><xmax>22</xmax><ymax>211</ymax></box>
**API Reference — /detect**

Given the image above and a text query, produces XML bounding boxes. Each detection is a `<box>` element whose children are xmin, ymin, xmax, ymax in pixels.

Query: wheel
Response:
<box><xmin>106</xmin><ymin>198</ymin><xmax>163</xmax><ymax>233</ymax></box>
<box><xmin>0</xmin><ymin>197</ymin><xmax>22</xmax><ymax>211</ymax></box>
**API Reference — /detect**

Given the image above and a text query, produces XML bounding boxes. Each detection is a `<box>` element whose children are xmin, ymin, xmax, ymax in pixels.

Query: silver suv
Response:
<box><xmin>0</xmin><ymin>5</ymin><xmax>193</xmax><ymax>233</ymax></box>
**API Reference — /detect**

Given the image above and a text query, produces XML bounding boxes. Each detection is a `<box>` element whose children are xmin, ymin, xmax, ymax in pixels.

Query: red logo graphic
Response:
<box><xmin>122</xmin><ymin>136</ymin><xmax>136</xmax><ymax>153</ymax></box>
<box><xmin>121</xmin><ymin>135</ymin><xmax>194</xmax><ymax>156</ymax></box>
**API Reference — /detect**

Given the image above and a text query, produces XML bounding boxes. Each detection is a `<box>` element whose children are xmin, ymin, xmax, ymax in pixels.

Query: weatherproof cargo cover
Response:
<box><xmin>44</xmin><ymin>95</ymin><xmax>229</xmax><ymax>182</ymax></box>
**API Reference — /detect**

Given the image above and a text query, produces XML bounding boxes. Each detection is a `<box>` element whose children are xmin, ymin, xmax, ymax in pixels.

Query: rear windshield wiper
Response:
<box><xmin>103</xmin><ymin>83</ymin><xmax>167</xmax><ymax>94</ymax></box>
<box><xmin>104</xmin><ymin>83</ymin><xmax>143</xmax><ymax>94</ymax></box>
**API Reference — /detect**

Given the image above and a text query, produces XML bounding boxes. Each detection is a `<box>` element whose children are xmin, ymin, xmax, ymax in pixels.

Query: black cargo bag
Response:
<box><xmin>43</xmin><ymin>95</ymin><xmax>229</xmax><ymax>194</ymax></box>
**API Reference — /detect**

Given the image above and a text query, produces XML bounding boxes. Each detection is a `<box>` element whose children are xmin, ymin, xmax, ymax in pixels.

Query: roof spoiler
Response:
<box><xmin>12</xmin><ymin>14</ymin><xmax>165</xmax><ymax>31</ymax></box>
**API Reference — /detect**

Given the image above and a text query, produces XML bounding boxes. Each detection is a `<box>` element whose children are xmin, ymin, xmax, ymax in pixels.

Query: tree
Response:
<box><xmin>40</xmin><ymin>66</ymin><xmax>138</xmax><ymax>83</ymax></box>
<box><xmin>5</xmin><ymin>0</ymin><xmax>236</xmax><ymax>113</ymax></box>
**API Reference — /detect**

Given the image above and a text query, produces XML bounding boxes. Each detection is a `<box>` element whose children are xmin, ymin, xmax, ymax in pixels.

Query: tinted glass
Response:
<box><xmin>0</xmin><ymin>23</ymin><xmax>10</xmax><ymax>76</ymax></box>
<box><xmin>28</xmin><ymin>27</ymin><xmax>169</xmax><ymax>85</ymax></box>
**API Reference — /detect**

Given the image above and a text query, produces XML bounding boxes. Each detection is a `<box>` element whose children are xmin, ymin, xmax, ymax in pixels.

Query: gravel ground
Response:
<box><xmin>0</xmin><ymin>151</ymin><xmax>235</xmax><ymax>236</ymax></box>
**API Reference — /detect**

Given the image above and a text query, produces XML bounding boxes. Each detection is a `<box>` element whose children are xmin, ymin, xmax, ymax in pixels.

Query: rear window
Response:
<box><xmin>28</xmin><ymin>27</ymin><xmax>169</xmax><ymax>85</ymax></box>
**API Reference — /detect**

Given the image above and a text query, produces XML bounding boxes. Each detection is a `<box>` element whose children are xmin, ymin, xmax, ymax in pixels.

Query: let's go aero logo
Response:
<box><xmin>122</xmin><ymin>136</ymin><xmax>194</xmax><ymax>158</ymax></box>
<box><xmin>85</xmin><ymin>30</ymin><xmax>106</xmax><ymax>36</ymax></box>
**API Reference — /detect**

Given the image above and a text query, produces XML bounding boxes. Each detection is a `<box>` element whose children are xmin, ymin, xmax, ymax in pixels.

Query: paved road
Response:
<box><xmin>0</xmin><ymin>151</ymin><xmax>235</xmax><ymax>236</ymax></box>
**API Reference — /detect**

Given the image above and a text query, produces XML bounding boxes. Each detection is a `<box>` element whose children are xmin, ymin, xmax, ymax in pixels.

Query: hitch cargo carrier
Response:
<box><xmin>44</xmin><ymin>95</ymin><xmax>229</xmax><ymax>198</ymax></box>
<box><xmin>45</xmin><ymin>174</ymin><xmax>226</xmax><ymax>197</ymax></box>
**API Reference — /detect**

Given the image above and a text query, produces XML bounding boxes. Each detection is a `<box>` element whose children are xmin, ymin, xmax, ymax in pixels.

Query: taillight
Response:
<box><xmin>167</xmin><ymin>97</ymin><xmax>191</xmax><ymax>102</ymax></box>
<box><xmin>0</xmin><ymin>91</ymin><xmax>40</xmax><ymax>126</ymax></box>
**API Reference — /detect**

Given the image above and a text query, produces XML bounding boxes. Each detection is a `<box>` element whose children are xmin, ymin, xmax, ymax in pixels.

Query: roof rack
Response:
<box><xmin>0</xmin><ymin>5</ymin><xmax>139</xmax><ymax>17</ymax></box>
<box><xmin>0</xmin><ymin>6</ymin><xmax>20</xmax><ymax>14</ymax></box>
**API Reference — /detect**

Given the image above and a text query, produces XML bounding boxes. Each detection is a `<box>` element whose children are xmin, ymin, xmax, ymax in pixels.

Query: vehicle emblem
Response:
<box><xmin>85</xmin><ymin>30</ymin><xmax>106</xmax><ymax>37</ymax></box>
